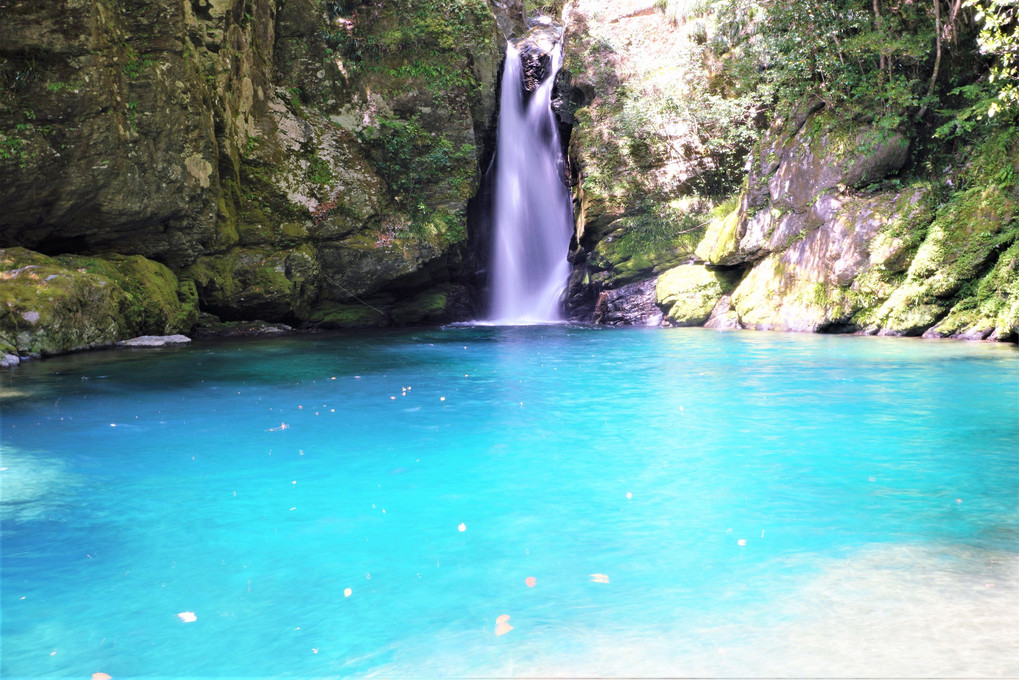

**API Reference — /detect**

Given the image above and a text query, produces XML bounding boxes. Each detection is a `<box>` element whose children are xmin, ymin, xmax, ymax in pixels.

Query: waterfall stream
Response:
<box><xmin>488</xmin><ymin>42</ymin><xmax>574</xmax><ymax>324</ymax></box>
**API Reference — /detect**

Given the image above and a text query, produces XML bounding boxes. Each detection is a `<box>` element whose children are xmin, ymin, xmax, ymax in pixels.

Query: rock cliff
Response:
<box><xmin>561</xmin><ymin>0</ymin><xmax>1019</xmax><ymax>342</ymax></box>
<box><xmin>1</xmin><ymin>0</ymin><xmax>502</xmax><ymax>359</ymax></box>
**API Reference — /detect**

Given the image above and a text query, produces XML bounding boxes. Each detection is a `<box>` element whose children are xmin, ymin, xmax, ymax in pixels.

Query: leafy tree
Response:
<box><xmin>967</xmin><ymin>0</ymin><xmax>1018</xmax><ymax>119</ymax></box>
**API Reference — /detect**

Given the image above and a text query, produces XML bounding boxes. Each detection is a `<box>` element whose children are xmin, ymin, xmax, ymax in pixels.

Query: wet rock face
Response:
<box><xmin>518</xmin><ymin>44</ymin><xmax>552</xmax><ymax>93</ymax></box>
<box><xmin>488</xmin><ymin>0</ymin><xmax>528</xmax><ymax>39</ymax></box>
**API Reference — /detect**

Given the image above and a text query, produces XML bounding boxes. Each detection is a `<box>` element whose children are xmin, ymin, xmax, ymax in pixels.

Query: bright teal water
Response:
<box><xmin>2</xmin><ymin>326</ymin><xmax>1017</xmax><ymax>679</ymax></box>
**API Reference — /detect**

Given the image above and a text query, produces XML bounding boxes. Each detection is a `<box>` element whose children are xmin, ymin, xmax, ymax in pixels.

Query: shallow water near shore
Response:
<box><xmin>2</xmin><ymin>326</ymin><xmax>1017</xmax><ymax>678</ymax></box>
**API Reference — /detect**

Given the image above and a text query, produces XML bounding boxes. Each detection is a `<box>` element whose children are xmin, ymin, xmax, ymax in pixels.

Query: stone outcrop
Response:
<box><xmin>656</xmin><ymin>265</ymin><xmax>741</xmax><ymax>327</ymax></box>
<box><xmin>692</xmin><ymin>125</ymin><xmax>1018</xmax><ymax>341</ymax></box>
<box><xmin>0</xmin><ymin>0</ymin><xmax>504</xmax><ymax>361</ymax></box>
<box><xmin>562</xmin><ymin>0</ymin><xmax>1018</xmax><ymax>343</ymax></box>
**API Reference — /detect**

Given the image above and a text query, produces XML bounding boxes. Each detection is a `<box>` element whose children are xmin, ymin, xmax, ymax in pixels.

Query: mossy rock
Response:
<box><xmin>656</xmin><ymin>265</ymin><xmax>741</xmax><ymax>326</ymax></box>
<box><xmin>0</xmin><ymin>247</ymin><xmax>198</xmax><ymax>357</ymax></box>
<box><xmin>695</xmin><ymin>202</ymin><xmax>744</xmax><ymax>266</ymax></box>
<box><xmin>182</xmin><ymin>245</ymin><xmax>320</xmax><ymax>321</ymax></box>
<box><xmin>923</xmin><ymin>240</ymin><xmax>1019</xmax><ymax>341</ymax></box>
<box><xmin>589</xmin><ymin>224</ymin><xmax>698</xmax><ymax>287</ymax></box>
<box><xmin>729</xmin><ymin>252</ymin><xmax>859</xmax><ymax>332</ymax></box>
<box><xmin>56</xmin><ymin>253</ymin><xmax>199</xmax><ymax>335</ymax></box>
<box><xmin>961</xmin><ymin>127</ymin><xmax>1019</xmax><ymax>190</ymax></box>
<box><xmin>308</xmin><ymin>302</ymin><xmax>388</xmax><ymax>329</ymax></box>
<box><xmin>875</xmin><ymin>184</ymin><xmax>1017</xmax><ymax>335</ymax></box>
<box><xmin>769</xmin><ymin>111</ymin><xmax>910</xmax><ymax>213</ymax></box>
<box><xmin>587</xmin><ymin>201</ymin><xmax>708</xmax><ymax>287</ymax></box>
<box><xmin>391</xmin><ymin>291</ymin><xmax>450</xmax><ymax>325</ymax></box>
<box><xmin>729</xmin><ymin>254</ymin><xmax>805</xmax><ymax>331</ymax></box>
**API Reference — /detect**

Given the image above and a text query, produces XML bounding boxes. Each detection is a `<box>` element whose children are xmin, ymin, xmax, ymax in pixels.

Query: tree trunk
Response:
<box><xmin>918</xmin><ymin>0</ymin><xmax>943</xmax><ymax>120</ymax></box>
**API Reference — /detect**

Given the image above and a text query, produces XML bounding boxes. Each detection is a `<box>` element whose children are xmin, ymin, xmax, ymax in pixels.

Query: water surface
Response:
<box><xmin>2</xmin><ymin>327</ymin><xmax>1017</xmax><ymax>678</ymax></box>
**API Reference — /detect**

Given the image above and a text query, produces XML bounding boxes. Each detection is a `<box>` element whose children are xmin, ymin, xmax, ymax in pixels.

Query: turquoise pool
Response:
<box><xmin>2</xmin><ymin>326</ymin><xmax>1017</xmax><ymax>678</ymax></box>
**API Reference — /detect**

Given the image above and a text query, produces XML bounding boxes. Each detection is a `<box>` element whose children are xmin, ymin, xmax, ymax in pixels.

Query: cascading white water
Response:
<box><xmin>488</xmin><ymin>42</ymin><xmax>574</xmax><ymax>324</ymax></box>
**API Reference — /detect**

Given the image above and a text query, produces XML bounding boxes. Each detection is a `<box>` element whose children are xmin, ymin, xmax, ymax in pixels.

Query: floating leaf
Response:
<box><xmin>495</xmin><ymin>614</ymin><xmax>513</xmax><ymax>636</ymax></box>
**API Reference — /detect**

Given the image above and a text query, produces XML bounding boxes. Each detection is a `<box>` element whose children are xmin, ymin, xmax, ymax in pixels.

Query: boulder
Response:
<box><xmin>656</xmin><ymin>265</ymin><xmax>741</xmax><ymax>326</ymax></box>
<box><xmin>0</xmin><ymin>247</ymin><xmax>198</xmax><ymax>358</ymax></box>
<box><xmin>592</xmin><ymin>277</ymin><xmax>662</xmax><ymax>326</ymax></box>
<box><xmin>118</xmin><ymin>335</ymin><xmax>192</xmax><ymax>347</ymax></box>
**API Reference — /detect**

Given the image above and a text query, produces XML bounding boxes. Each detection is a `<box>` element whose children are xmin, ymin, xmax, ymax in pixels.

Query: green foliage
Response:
<box><xmin>126</xmin><ymin>100</ymin><xmax>139</xmax><ymax>130</ymax></box>
<box><xmin>712</xmin><ymin>0</ymin><xmax>939</xmax><ymax>124</ymax></box>
<box><xmin>524</xmin><ymin>0</ymin><xmax>566</xmax><ymax>18</ymax></box>
<box><xmin>121</xmin><ymin>47</ymin><xmax>154</xmax><ymax>80</ymax></box>
<box><xmin>242</xmin><ymin>135</ymin><xmax>258</xmax><ymax>158</ymax></box>
<box><xmin>307</xmin><ymin>154</ymin><xmax>333</xmax><ymax>185</ymax></box>
<box><xmin>581</xmin><ymin>3</ymin><xmax>772</xmax><ymax>198</ymax></box>
<box><xmin>967</xmin><ymin>0</ymin><xmax>1019</xmax><ymax>119</ymax></box>
<box><xmin>358</xmin><ymin>113</ymin><xmax>476</xmax><ymax>247</ymax></box>
<box><xmin>617</xmin><ymin>200</ymin><xmax>710</xmax><ymax>256</ymax></box>
<box><xmin>589</xmin><ymin>198</ymin><xmax>713</xmax><ymax>285</ymax></box>
<box><xmin>286</xmin><ymin>86</ymin><xmax>303</xmax><ymax>113</ymax></box>
<box><xmin>362</xmin><ymin>113</ymin><xmax>475</xmax><ymax>206</ymax></box>
<box><xmin>324</xmin><ymin>0</ymin><xmax>494</xmax><ymax>97</ymax></box>
<box><xmin>0</xmin><ymin>134</ymin><xmax>28</xmax><ymax>166</ymax></box>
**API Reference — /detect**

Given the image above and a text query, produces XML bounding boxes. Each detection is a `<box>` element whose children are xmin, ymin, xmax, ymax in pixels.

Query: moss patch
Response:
<box><xmin>182</xmin><ymin>245</ymin><xmax>320</xmax><ymax>322</ymax></box>
<box><xmin>925</xmin><ymin>240</ymin><xmax>1019</xmax><ymax>340</ymax></box>
<box><xmin>875</xmin><ymin>184</ymin><xmax>1017</xmax><ymax>335</ymax></box>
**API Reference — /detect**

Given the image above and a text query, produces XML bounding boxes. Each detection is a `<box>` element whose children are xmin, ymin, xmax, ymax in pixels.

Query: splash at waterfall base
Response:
<box><xmin>484</xmin><ymin>26</ymin><xmax>575</xmax><ymax>325</ymax></box>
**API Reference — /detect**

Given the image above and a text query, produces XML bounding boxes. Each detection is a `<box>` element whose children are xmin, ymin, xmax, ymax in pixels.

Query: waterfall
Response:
<box><xmin>488</xmin><ymin>42</ymin><xmax>574</xmax><ymax>324</ymax></box>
